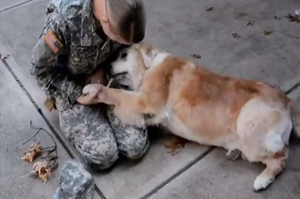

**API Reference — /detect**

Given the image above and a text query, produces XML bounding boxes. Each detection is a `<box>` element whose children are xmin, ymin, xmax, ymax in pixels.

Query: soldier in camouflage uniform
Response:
<box><xmin>30</xmin><ymin>0</ymin><xmax>150</xmax><ymax>172</ymax></box>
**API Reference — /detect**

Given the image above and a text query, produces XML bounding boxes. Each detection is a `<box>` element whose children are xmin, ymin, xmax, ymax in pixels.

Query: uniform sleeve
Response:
<box><xmin>30</xmin><ymin>12</ymin><xmax>83</xmax><ymax>106</ymax></box>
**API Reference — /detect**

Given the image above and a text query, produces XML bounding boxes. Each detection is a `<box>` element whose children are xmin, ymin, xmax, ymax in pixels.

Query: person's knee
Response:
<box><xmin>59</xmin><ymin>104</ymin><xmax>120</xmax><ymax>170</ymax></box>
<box><xmin>119</xmin><ymin>128</ymin><xmax>150</xmax><ymax>159</ymax></box>
<box><xmin>76</xmin><ymin>140</ymin><xmax>119</xmax><ymax>170</ymax></box>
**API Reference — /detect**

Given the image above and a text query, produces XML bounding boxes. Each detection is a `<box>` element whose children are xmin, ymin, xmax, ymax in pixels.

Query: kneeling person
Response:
<box><xmin>30</xmin><ymin>0</ymin><xmax>149</xmax><ymax>170</ymax></box>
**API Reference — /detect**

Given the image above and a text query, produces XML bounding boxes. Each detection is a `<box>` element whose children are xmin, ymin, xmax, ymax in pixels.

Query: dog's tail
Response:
<box><xmin>290</xmin><ymin>102</ymin><xmax>300</xmax><ymax>140</ymax></box>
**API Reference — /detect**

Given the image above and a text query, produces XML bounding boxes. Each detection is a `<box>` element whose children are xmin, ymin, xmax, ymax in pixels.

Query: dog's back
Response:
<box><xmin>144</xmin><ymin>55</ymin><xmax>289</xmax><ymax>145</ymax></box>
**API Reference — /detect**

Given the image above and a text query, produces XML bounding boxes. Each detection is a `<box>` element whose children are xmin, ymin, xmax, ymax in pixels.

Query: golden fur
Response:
<box><xmin>83</xmin><ymin>42</ymin><xmax>300</xmax><ymax>191</ymax></box>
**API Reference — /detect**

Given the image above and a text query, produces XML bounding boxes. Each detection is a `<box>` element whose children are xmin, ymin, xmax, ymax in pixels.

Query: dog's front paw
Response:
<box><xmin>253</xmin><ymin>175</ymin><xmax>274</xmax><ymax>191</ymax></box>
<box><xmin>82</xmin><ymin>83</ymin><xmax>102</xmax><ymax>96</ymax></box>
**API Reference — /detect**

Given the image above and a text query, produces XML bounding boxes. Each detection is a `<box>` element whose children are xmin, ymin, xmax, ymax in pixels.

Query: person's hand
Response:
<box><xmin>77</xmin><ymin>93</ymin><xmax>98</xmax><ymax>105</ymax></box>
<box><xmin>77</xmin><ymin>84</ymin><xmax>102</xmax><ymax>105</ymax></box>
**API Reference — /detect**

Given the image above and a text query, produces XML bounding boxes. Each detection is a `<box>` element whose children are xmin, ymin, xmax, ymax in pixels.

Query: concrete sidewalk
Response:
<box><xmin>0</xmin><ymin>0</ymin><xmax>300</xmax><ymax>199</ymax></box>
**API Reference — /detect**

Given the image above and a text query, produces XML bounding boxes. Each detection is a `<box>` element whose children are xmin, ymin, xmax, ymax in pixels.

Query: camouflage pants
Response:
<box><xmin>59</xmin><ymin>104</ymin><xmax>149</xmax><ymax>170</ymax></box>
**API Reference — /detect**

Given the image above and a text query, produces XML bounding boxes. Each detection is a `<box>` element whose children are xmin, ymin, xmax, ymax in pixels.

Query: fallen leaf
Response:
<box><xmin>191</xmin><ymin>53</ymin><xmax>201</xmax><ymax>59</ymax></box>
<box><xmin>206</xmin><ymin>6</ymin><xmax>213</xmax><ymax>11</ymax></box>
<box><xmin>274</xmin><ymin>15</ymin><xmax>281</xmax><ymax>20</ymax></box>
<box><xmin>264</xmin><ymin>30</ymin><xmax>273</xmax><ymax>36</ymax></box>
<box><xmin>232</xmin><ymin>33</ymin><xmax>241</xmax><ymax>38</ymax></box>
<box><xmin>285</xmin><ymin>13</ymin><xmax>300</xmax><ymax>23</ymax></box>
<box><xmin>30</xmin><ymin>160</ymin><xmax>52</xmax><ymax>184</ymax></box>
<box><xmin>20</xmin><ymin>142</ymin><xmax>42</xmax><ymax>163</ymax></box>
<box><xmin>43</xmin><ymin>98</ymin><xmax>55</xmax><ymax>111</ymax></box>
<box><xmin>0</xmin><ymin>53</ymin><xmax>9</xmax><ymax>60</ymax></box>
<box><xmin>246</xmin><ymin>20</ymin><xmax>254</xmax><ymax>26</ymax></box>
<box><xmin>164</xmin><ymin>135</ymin><xmax>189</xmax><ymax>155</ymax></box>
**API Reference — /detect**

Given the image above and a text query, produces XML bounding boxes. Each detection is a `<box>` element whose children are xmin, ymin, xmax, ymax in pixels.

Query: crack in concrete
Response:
<box><xmin>0</xmin><ymin>0</ymin><xmax>34</xmax><ymax>13</ymax></box>
<box><xmin>284</xmin><ymin>81</ymin><xmax>300</xmax><ymax>95</ymax></box>
<box><xmin>95</xmin><ymin>186</ymin><xmax>107</xmax><ymax>199</ymax></box>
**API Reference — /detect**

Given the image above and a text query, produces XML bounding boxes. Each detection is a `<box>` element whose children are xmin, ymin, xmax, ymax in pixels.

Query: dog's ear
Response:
<box><xmin>140</xmin><ymin>48</ymin><xmax>153</xmax><ymax>69</ymax></box>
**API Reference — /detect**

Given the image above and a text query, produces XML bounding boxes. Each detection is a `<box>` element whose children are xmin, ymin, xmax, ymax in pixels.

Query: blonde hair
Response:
<box><xmin>106</xmin><ymin>0</ymin><xmax>146</xmax><ymax>43</ymax></box>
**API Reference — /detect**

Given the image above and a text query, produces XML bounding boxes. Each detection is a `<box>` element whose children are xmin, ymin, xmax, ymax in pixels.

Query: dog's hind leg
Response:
<box><xmin>253</xmin><ymin>148</ymin><xmax>288</xmax><ymax>191</ymax></box>
<box><xmin>252</xmin><ymin>115</ymin><xmax>291</xmax><ymax>191</ymax></box>
<box><xmin>237</xmin><ymin>99</ymin><xmax>293</xmax><ymax>191</ymax></box>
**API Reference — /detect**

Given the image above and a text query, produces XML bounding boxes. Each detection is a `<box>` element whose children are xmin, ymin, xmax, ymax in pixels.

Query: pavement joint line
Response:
<box><xmin>140</xmin><ymin>147</ymin><xmax>215</xmax><ymax>199</ymax></box>
<box><xmin>284</xmin><ymin>81</ymin><xmax>300</xmax><ymax>95</ymax></box>
<box><xmin>1</xmin><ymin>57</ymin><xmax>107</xmax><ymax>199</ymax></box>
<box><xmin>95</xmin><ymin>186</ymin><xmax>107</xmax><ymax>199</ymax></box>
<box><xmin>0</xmin><ymin>0</ymin><xmax>34</xmax><ymax>13</ymax></box>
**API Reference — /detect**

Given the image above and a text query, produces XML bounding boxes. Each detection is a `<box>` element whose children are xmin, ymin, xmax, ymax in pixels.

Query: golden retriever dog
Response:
<box><xmin>83</xmin><ymin>42</ymin><xmax>300</xmax><ymax>191</ymax></box>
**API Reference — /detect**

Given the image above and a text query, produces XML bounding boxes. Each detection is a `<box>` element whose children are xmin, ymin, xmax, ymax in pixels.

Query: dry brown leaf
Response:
<box><xmin>30</xmin><ymin>160</ymin><xmax>52</xmax><ymax>184</ymax></box>
<box><xmin>206</xmin><ymin>6</ymin><xmax>213</xmax><ymax>11</ymax></box>
<box><xmin>246</xmin><ymin>20</ymin><xmax>254</xmax><ymax>26</ymax></box>
<box><xmin>43</xmin><ymin>98</ymin><xmax>55</xmax><ymax>111</ymax></box>
<box><xmin>285</xmin><ymin>13</ymin><xmax>300</xmax><ymax>23</ymax></box>
<box><xmin>191</xmin><ymin>53</ymin><xmax>201</xmax><ymax>59</ymax></box>
<box><xmin>264</xmin><ymin>30</ymin><xmax>273</xmax><ymax>36</ymax></box>
<box><xmin>274</xmin><ymin>16</ymin><xmax>281</xmax><ymax>20</ymax></box>
<box><xmin>232</xmin><ymin>33</ymin><xmax>241</xmax><ymax>38</ymax></box>
<box><xmin>164</xmin><ymin>135</ymin><xmax>189</xmax><ymax>155</ymax></box>
<box><xmin>20</xmin><ymin>142</ymin><xmax>42</xmax><ymax>163</ymax></box>
<box><xmin>0</xmin><ymin>53</ymin><xmax>9</xmax><ymax>60</ymax></box>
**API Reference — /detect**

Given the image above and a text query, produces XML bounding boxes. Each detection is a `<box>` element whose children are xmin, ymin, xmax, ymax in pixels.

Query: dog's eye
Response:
<box><xmin>120</xmin><ymin>52</ymin><xmax>127</xmax><ymax>60</ymax></box>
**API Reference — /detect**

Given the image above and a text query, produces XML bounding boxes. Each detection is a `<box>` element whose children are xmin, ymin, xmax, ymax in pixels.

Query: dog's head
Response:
<box><xmin>110</xmin><ymin>42</ymin><xmax>156</xmax><ymax>91</ymax></box>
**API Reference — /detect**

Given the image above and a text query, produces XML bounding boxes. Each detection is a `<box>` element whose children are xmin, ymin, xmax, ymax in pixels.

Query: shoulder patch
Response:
<box><xmin>44</xmin><ymin>30</ymin><xmax>63</xmax><ymax>54</ymax></box>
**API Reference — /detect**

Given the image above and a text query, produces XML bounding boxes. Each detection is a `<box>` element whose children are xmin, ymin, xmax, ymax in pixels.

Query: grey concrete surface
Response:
<box><xmin>93</xmin><ymin>194</ymin><xmax>103</xmax><ymax>199</ymax></box>
<box><xmin>0</xmin><ymin>61</ymin><xmax>71</xmax><ymax>199</ymax></box>
<box><xmin>289</xmin><ymin>86</ymin><xmax>300</xmax><ymax>103</ymax></box>
<box><xmin>148</xmin><ymin>147</ymin><xmax>300</xmax><ymax>199</ymax></box>
<box><xmin>0</xmin><ymin>0</ymin><xmax>30</xmax><ymax>12</ymax></box>
<box><xmin>94</xmin><ymin>136</ymin><xmax>209</xmax><ymax>199</ymax></box>
<box><xmin>145</xmin><ymin>0</ymin><xmax>300</xmax><ymax>87</ymax></box>
<box><xmin>0</xmin><ymin>0</ymin><xmax>300</xmax><ymax>199</ymax></box>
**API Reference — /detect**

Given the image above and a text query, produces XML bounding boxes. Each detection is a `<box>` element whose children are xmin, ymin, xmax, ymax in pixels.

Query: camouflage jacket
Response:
<box><xmin>30</xmin><ymin>0</ymin><xmax>123</xmax><ymax>111</ymax></box>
